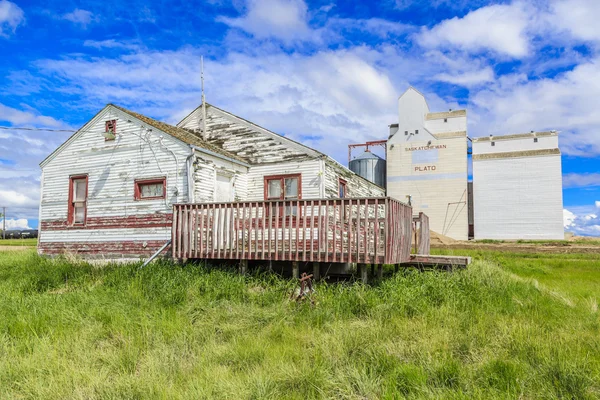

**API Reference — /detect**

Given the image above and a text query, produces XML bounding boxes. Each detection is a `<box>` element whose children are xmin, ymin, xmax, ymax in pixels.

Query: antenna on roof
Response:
<box><xmin>201</xmin><ymin>56</ymin><xmax>207</xmax><ymax>139</ymax></box>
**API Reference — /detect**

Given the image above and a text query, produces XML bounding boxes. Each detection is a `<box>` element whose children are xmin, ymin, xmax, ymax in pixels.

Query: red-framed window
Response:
<box><xmin>264</xmin><ymin>174</ymin><xmax>301</xmax><ymax>217</ymax></box>
<box><xmin>105</xmin><ymin>119</ymin><xmax>117</xmax><ymax>141</ymax></box>
<box><xmin>68</xmin><ymin>175</ymin><xmax>88</xmax><ymax>225</ymax></box>
<box><xmin>134</xmin><ymin>177</ymin><xmax>166</xmax><ymax>200</ymax></box>
<box><xmin>339</xmin><ymin>178</ymin><xmax>347</xmax><ymax>198</ymax></box>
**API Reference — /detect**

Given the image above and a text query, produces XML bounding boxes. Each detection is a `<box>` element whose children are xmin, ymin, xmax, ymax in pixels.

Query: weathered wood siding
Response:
<box><xmin>39</xmin><ymin>106</ymin><xmax>191</xmax><ymax>258</ymax></box>
<box><xmin>324</xmin><ymin>158</ymin><xmax>386</xmax><ymax>198</ymax></box>
<box><xmin>177</xmin><ymin>105</ymin><xmax>321</xmax><ymax>164</ymax></box>
<box><xmin>193</xmin><ymin>152</ymin><xmax>248</xmax><ymax>203</ymax></box>
<box><xmin>246</xmin><ymin>159</ymin><xmax>324</xmax><ymax>200</ymax></box>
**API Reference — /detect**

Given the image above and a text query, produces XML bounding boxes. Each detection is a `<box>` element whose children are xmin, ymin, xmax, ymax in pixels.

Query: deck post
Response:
<box><xmin>371</xmin><ymin>264</ymin><xmax>375</xmax><ymax>277</ymax></box>
<box><xmin>394</xmin><ymin>264</ymin><xmax>399</xmax><ymax>273</ymax></box>
<box><xmin>312</xmin><ymin>262</ymin><xmax>320</xmax><ymax>280</ymax></box>
<box><xmin>377</xmin><ymin>264</ymin><xmax>383</xmax><ymax>280</ymax></box>
<box><xmin>240</xmin><ymin>260</ymin><xmax>248</xmax><ymax>275</ymax></box>
<box><xmin>292</xmin><ymin>261</ymin><xmax>299</xmax><ymax>279</ymax></box>
<box><xmin>359</xmin><ymin>263</ymin><xmax>368</xmax><ymax>284</ymax></box>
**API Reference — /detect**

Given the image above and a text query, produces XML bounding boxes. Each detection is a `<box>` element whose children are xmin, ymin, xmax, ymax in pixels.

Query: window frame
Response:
<box><xmin>68</xmin><ymin>174</ymin><xmax>88</xmax><ymax>226</ymax></box>
<box><xmin>134</xmin><ymin>177</ymin><xmax>167</xmax><ymax>201</ymax></box>
<box><xmin>263</xmin><ymin>174</ymin><xmax>302</xmax><ymax>218</ymax></box>
<box><xmin>105</xmin><ymin>119</ymin><xmax>117</xmax><ymax>141</ymax></box>
<box><xmin>338</xmin><ymin>178</ymin><xmax>347</xmax><ymax>198</ymax></box>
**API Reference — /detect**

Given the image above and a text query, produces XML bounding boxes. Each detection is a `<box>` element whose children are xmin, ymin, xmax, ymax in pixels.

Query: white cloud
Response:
<box><xmin>218</xmin><ymin>0</ymin><xmax>314</xmax><ymax>43</ymax></box>
<box><xmin>564</xmin><ymin>202</ymin><xmax>600</xmax><ymax>236</ymax></box>
<box><xmin>563</xmin><ymin>173</ymin><xmax>600</xmax><ymax>188</ymax></box>
<box><xmin>468</xmin><ymin>57</ymin><xmax>600</xmax><ymax>156</ymax></box>
<box><xmin>83</xmin><ymin>39</ymin><xmax>141</xmax><ymax>50</ymax></box>
<box><xmin>0</xmin><ymin>102</ymin><xmax>64</xmax><ymax>127</ymax></box>
<box><xmin>62</xmin><ymin>9</ymin><xmax>94</xmax><ymax>27</ymax></box>
<box><xmin>2</xmin><ymin>218</ymin><xmax>31</xmax><ymax>230</ymax></box>
<box><xmin>417</xmin><ymin>2</ymin><xmax>532</xmax><ymax>57</ymax></box>
<box><xmin>550</xmin><ymin>0</ymin><xmax>600</xmax><ymax>42</ymax></box>
<box><xmin>0</xmin><ymin>189</ymin><xmax>39</xmax><ymax>209</ymax></box>
<box><xmin>434</xmin><ymin>66</ymin><xmax>494</xmax><ymax>86</ymax></box>
<box><xmin>0</xmin><ymin>0</ymin><xmax>24</xmax><ymax>37</ymax></box>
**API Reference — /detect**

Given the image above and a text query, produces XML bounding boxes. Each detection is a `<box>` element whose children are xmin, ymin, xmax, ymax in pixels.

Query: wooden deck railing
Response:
<box><xmin>172</xmin><ymin>197</ymin><xmax>413</xmax><ymax>265</ymax></box>
<box><xmin>413</xmin><ymin>212</ymin><xmax>430</xmax><ymax>255</ymax></box>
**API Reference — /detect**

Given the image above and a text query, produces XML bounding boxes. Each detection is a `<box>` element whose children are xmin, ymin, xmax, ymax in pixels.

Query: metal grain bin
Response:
<box><xmin>349</xmin><ymin>151</ymin><xmax>386</xmax><ymax>188</ymax></box>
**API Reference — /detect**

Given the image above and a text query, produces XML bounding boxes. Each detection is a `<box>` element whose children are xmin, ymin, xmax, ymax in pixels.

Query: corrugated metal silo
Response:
<box><xmin>349</xmin><ymin>151</ymin><xmax>386</xmax><ymax>188</ymax></box>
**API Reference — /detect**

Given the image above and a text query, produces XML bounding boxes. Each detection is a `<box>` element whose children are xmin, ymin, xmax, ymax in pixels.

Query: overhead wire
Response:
<box><xmin>0</xmin><ymin>126</ymin><xmax>76</xmax><ymax>132</ymax></box>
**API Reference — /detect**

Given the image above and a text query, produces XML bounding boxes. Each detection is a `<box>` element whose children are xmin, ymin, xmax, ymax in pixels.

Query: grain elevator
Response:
<box><xmin>386</xmin><ymin>87</ymin><xmax>469</xmax><ymax>241</ymax></box>
<box><xmin>472</xmin><ymin>132</ymin><xmax>564</xmax><ymax>240</ymax></box>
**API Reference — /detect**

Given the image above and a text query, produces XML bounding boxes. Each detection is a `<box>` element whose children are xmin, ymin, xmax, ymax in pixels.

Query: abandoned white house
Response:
<box><xmin>38</xmin><ymin>103</ymin><xmax>386</xmax><ymax>258</ymax></box>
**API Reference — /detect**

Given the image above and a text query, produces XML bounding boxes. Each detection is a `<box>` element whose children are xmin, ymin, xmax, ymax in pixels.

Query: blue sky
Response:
<box><xmin>0</xmin><ymin>0</ymin><xmax>599</xmax><ymax>235</ymax></box>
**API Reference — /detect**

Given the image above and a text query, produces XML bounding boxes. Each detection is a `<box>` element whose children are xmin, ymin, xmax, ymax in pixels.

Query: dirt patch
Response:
<box><xmin>430</xmin><ymin>231</ymin><xmax>457</xmax><ymax>246</ymax></box>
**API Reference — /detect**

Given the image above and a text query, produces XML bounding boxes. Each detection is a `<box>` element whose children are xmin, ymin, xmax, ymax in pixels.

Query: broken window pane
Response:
<box><xmin>268</xmin><ymin>179</ymin><xmax>282</xmax><ymax>199</ymax></box>
<box><xmin>284</xmin><ymin>178</ymin><xmax>298</xmax><ymax>199</ymax></box>
<box><xmin>74</xmin><ymin>204</ymin><xmax>85</xmax><ymax>223</ymax></box>
<box><xmin>140</xmin><ymin>183</ymin><xmax>164</xmax><ymax>198</ymax></box>
<box><xmin>73</xmin><ymin>179</ymin><xmax>86</xmax><ymax>201</ymax></box>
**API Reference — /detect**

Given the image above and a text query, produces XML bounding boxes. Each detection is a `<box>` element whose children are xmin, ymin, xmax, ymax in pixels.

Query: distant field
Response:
<box><xmin>0</xmin><ymin>238</ymin><xmax>37</xmax><ymax>246</ymax></box>
<box><xmin>0</xmin><ymin>249</ymin><xmax>599</xmax><ymax>399</ymax></box>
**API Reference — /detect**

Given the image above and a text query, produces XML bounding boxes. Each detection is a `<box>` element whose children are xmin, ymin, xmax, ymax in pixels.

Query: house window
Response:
<box><xmin>134</xmin><ymin>178</ymin><xmax>166</xmax><ymax>200</ymax></box>
<box><xmin>339</xmin><ymin>178</ymin><xmax>347</xmax><ymax>198</ymax></box>
<box><xmin>534</xmin><ymin>138</ymin><xmax>538</xmax><ymax>143</ymax></box>
<box><xmin>105</xmin><ymin>120</ymin><xmax>117</xmax><ymax>141</ymax></box>
<box><xmin>264</xmin><ymin>174</ymin><xmax>301</xmax><ymax>216</ymax></box>
<box><xmin>415</xmin><ymin>129</ymin><xmax>419</xmax><ymax>134</ymax></box>
<box><xmin>68</xmin><ymin>175</ymin><xmax>88</xmax><ymax>225</ymax></box>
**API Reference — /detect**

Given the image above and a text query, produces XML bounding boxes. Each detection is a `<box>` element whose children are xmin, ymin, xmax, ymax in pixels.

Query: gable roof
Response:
<box><xmin>109</xmin><ymin>104</ymin><xmax>248</xmax><ymax>163</ymax></box>
<box><xmin>177</xmin><ymin>103</ymin><xmax>325</xmax><ymax>163</ymax></box>
<box><xmin>40</xmin><ymin>104</ymin><xmax>248</xmax><ymax>168</ymax></box>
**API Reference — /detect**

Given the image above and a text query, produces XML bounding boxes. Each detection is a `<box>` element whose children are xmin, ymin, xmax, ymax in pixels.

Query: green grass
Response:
<box><xmin>434</xmin><ymin>248</ymin><xmax>600</xmax><ymax>303</ymax></box>
<box><xmin>0</xmin><ymin>238</ymin><xmax>38</xmax><ymax>246</ymax></box>
<box><xmin>1</xmin><ymin>250</ymin><xmax>600</xmax><ymax>399</ymax></box>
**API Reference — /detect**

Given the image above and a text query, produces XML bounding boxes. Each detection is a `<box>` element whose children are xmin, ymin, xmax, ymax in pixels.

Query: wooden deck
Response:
<box><xmin>172</xmin><ymin>197</ymin><xmax>413</xmax><ymax>265</ymax></box>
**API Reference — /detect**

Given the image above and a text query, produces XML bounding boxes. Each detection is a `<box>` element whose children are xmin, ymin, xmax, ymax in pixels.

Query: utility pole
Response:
<box><xmin>201</xmin><ymin>56</ymin><xmax>207</xmax><ymax>139</ymax></box>
<box><xmin>1</xmin><ymin>207</ymin><xmax>5</xmax><ymax>240</ymax></box>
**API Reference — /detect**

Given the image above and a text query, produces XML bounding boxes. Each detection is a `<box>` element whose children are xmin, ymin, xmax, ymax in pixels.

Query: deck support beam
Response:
<box><xmin>292</xmin><ymin>262</ymin><xmax>299</xmax><ymax>279</ymax></box>
<box><xmin>313</xmin><ymin>262</ymin><xmax>320</xmax><ymax>280</ymax></box>
<box><xmin>240</xmin><ymin>260</ymin><xmax>248</xmax><ymax>275</ymax></box>
<box><xmin>377</xmin><ymin>264</ymin><xmax>383</xmax><ymax>280</ymax></box>
<box><xmin>359</xmin><ymin>263</ymin><xmax>368</xmax><ymax>284</ymax></box>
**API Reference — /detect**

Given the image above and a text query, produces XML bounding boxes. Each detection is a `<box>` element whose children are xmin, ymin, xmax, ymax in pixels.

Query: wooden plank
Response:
<box><xmin>274</xmin><ymin>201</ymin><xmax>279</xmax><ymax>261</ymax></box>
<box><xmin>261</xmin><ymin>202</ymin><xmax>266</xmax><ymax>258</ymax></box>
<box><xmin>317</xmin><ymin>200</ymin><xmax>322</xmax><ymax>262</ymax></box>
<box><xmin>295</xmin><ymin>199</ymin><xmax>300</xmax><ymax>261</ymax></box>
<box><xmin>288</xmin><ymin>201</ymin><xmax>292</xmax><ymax>260</ymax></box>
<box><xmin>241</xmin><ymin>202</ymin><xmax>247</xmax><ymax>260</ymax></box>
<box><xmin>302</xmin><ymin>201</ymin><xmax>307</xmax><ymax>262</ymax></box>
<box><xmin>171</xmin><ymin>205</ymin><xmax>178</xmax><ymax>259</ymax></box>
<box><xmin>332</xmin><ymin>199</ymin><xmax>337</xmax><ymax>263</ymax></box>
<box><xmin>362</xmin><ymin>199</ymin><xmax>367</xmax><ymax>265</ymax></box>
<box><xmin>199</xmin><ymin>206</ymin><xmax>205</xmax><ymax>258</ymax></box>
<box><xmin>325</xmin><ymin>199</ymin><xmax>330</xmax><ymax>263</ymax></box>
<box><xmin>235</xmin><ymin>202</ymin><xmax>240</xmax><ymax>260</ymax></box>
<box><xmin>310</xmin><ymin>200</ymin><xmax>314</xmax><ymax>262</ymax></box>
<box><xmin>374</xmin><ymin>198</ymin><xmax>379</xmax><ymax>265</ymax></box>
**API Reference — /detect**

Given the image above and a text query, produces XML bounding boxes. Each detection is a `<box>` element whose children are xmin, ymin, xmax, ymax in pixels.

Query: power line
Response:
<box><xmin>0</xmin><ymin>126</ymin><xmax>75</xmax><ymax>132</ymax></box>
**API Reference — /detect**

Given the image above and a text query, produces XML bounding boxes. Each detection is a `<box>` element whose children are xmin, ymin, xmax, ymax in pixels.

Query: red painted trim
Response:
<box><xmin>134</xmin><ymin>177</ymin><xmax>166</xmax><ymax>201</ymax></box>
<box><xmin>67</xmin><ymin>175</ymin><xmax>88</xmax><ymax>226</ymax></box>
<box><xmin>39</xmin><ymin>240</ymin><xmax>169</xmax><ymax>257</ymax></box>
<box><xmin>41</xmin><ymin>214</ymin><xmax>173</xmax><ymax>231</ymax></box>
<box><xmin>104</xmin><ymin>119</ymin><xmax>117</xmax><ymax>141</ymax></box>
<box><xmin>263</xmin><ymin>173</ymin><xmax>302</xmax><ymax>217</ymax></box>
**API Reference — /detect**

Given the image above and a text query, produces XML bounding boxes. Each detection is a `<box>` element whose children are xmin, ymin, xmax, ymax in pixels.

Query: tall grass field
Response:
<box><xmin>0</xmin><ymin>249</ymin><xmax>599</xmax><ymax>399</ymax></box>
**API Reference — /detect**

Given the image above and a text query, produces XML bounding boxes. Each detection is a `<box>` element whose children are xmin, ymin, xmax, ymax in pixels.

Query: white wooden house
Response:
<box><xmin>38</xmin><ymin>103</ymin><xmax>385</xmax><ymax>258</ymax></box>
